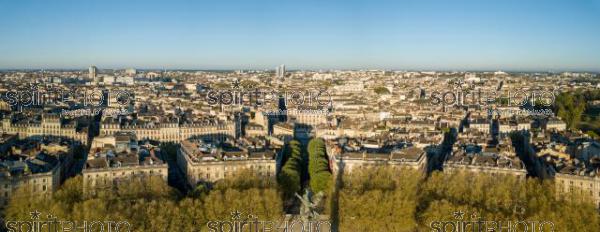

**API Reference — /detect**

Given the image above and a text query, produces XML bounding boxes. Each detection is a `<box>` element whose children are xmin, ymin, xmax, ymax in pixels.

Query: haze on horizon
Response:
<box><xmin>0</xmin><ymin>0</ymin><xmax>599</xmax><ymax>72</ymax></box>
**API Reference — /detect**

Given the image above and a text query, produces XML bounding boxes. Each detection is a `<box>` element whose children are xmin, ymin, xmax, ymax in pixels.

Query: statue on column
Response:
<box><xmin>295</xmin><ymin>189</ymin><xmax>325</xmax><ymax>221</ymax></box>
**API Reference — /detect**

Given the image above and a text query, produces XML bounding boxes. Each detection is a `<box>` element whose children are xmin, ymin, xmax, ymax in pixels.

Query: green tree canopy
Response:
<box><xmin>308</xmin><ymin>138</ymin><xmax>332</xmax><ymax>194</ymax></box>
<box><xmin>277</xmin><ymin>140</ymin><xmax>304</xmax><ymax>198</ymax></box>
<box><xmin>374</xmin><ymin>86</ymin><xmax>391</xmax><ymax>95</ymax></box>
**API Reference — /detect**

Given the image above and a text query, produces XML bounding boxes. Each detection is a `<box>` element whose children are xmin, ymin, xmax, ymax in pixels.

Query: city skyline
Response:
<box><xmin>0</xmin><ymin>0</ymin><xmax>599</xmax><ymax>71</ymax></box>
<box><xmin>1</xmin><ymin>67</ymin><xmax>600</xmax><ymax>74</ymax></box>
<box><xmin>2</xmin><ymin>1</ymin><xmax>600</xmax><ymax>231</ymax></box>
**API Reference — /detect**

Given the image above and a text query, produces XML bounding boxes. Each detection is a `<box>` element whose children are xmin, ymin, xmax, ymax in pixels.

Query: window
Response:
<box><xmin>43</xmin><ymin>185</ymin><xmax>47</xmax><ymax>191</ymax></box>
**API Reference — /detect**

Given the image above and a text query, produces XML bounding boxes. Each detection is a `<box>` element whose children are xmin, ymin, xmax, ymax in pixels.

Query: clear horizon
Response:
<box><xmin>1</xmin><ymin>0</ymin><xmax>600</xmax><ymax>71</ymax></box>
<box><xmin>0</xmin><ymin>67</ymin><xmax>599</xmax><ymax>73</ymax></box>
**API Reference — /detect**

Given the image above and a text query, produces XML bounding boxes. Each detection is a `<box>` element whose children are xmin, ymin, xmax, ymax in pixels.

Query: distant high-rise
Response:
<box><xmin>276</xmin><ymin>64</ymin><xmax>286</xmax><ymax>79</ymax></box>
<box><xmin>89</xmin><ymin>65</ymin><xmax>98</xmax><ymax>82</ymax></box>
<box><xmin>125</xmin><ymin>68</ymin><xmax>137</xmax><ymax>76</ymax></box>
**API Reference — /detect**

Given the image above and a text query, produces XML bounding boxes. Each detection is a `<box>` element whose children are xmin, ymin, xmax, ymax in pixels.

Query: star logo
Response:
<box><xmin>30</xmin><ymin>210</ymin><xmax>41</xmax><ymax>220</ymax></box>
<box><xmin>454</xmin><ymin>79</ymin><xmax>464</xmax><ymax>89</ymax></box>
<box><xmin>453</xmin><ymin>210</ymin><xmax>465</xmax><ymax>220</ymax></box>
<box><xmin>30</xmin><ymin>83</ymin><xmax>40</xmax><ymax>91</ymax></box>
<box><xmin>231</xmin><ymin>210</ymin><xmax>242</xmax><ymax>220</ymax></box>
<box><xmin>231</xmin><ymin>80</ymin><xmax>241</xmax><ymax>89</ymax></box>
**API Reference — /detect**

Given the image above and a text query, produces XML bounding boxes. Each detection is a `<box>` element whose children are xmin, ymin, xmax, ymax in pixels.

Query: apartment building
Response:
<box><xmin>1</xmin><ymin>114</ymin><xmax>88</xmax><ymax>144</ymax></box>
<box><xmin>177</xmin><ymin>139</ymin><xmax>276</xmax><ymax>187</ymax></box>
<box><xmin>83</xmin><ymin>133</ymin><xmax>167</xmax><ymax>192</ymax></box>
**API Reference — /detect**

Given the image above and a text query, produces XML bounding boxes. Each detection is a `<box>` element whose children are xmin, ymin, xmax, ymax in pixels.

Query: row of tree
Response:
<box><xmin>278</xmin><ymin>140</ymin><xmax>305</xmax><ymax>199</ymax></box>
<box><xmin>4</xmin><ymin>171</ymin><xmax>283</xmax><ymax>232</ymax></box>
<box><xmin>277</xmin><ymin>138</ymin><xmax>332</xmax><ymax>199</ymax></box>
<box><xmin>308</xmin><ymin>138</ymin><xmax>332</xmax><ymax>194</ymax></box>
<box><xmin>335</xmin><ymin>167</ymin><xmax>600</xmax><ymax>231</ymax></box>
<box><xmin>4</xmin><ymin>138</ymin><xmax>334</xmax><ymax>230</ymax></box>
<box><xmin>4</xmin><ymin>139</ymin><xmax>600</xmax><ymax>231</ymax></box>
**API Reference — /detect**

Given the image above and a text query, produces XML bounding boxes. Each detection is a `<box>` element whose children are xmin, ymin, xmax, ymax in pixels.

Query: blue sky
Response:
<box><xmin>0</xmin><ymin>0</ymin><xmax>599</xmax><ymax>71</ymax></box>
